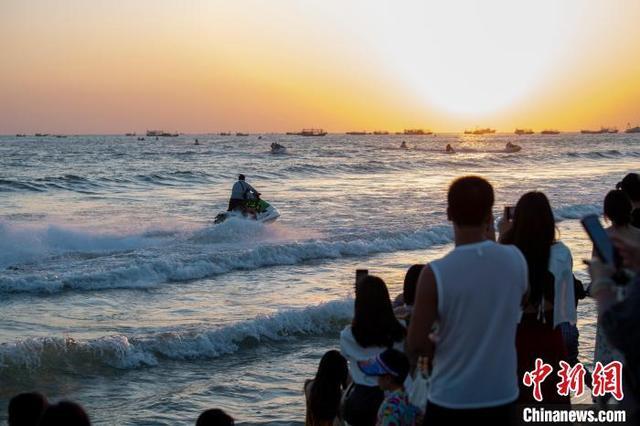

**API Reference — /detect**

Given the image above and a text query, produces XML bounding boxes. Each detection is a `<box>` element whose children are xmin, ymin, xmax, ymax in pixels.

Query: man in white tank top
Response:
<box><xmin>408</xmin><ymin>176</ymin><xmax>528</xmax><ymax>425</ymax></box>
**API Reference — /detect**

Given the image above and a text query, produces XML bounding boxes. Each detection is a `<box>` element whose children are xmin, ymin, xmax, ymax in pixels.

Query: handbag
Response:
<box><xmin>408</xmin><ymin>369</ymin><xmax>430</xmax><ymax>414</ymax></box>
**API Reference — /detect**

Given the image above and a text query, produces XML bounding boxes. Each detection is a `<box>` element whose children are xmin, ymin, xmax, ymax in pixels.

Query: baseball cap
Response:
<box><xmin>358</xmin><ymin>348</ymin><xmax>410</xmax><ymax>382</ymax></box>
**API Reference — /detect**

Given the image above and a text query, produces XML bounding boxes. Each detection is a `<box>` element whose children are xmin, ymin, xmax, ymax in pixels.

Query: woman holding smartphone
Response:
<box><xmin>340</xmin><ymin>275</ymin><xmax>406</xmax><ymax>425</ymax></box>
<box><xmin>499</xmin><ymin>192</ymin><xmax>575</xmax><ymax>405</ymax></box>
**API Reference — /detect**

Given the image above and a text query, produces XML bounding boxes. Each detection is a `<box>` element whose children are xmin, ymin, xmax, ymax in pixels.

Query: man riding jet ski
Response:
<box><xmin>215</xmin><ymin>174</ymin><xmax>280</xmax><ymax>224</ymax></box>
<box><xmin>228</xmin><ymin>174</ymin><xmax>259</xmax><ymax>212</ymax></box>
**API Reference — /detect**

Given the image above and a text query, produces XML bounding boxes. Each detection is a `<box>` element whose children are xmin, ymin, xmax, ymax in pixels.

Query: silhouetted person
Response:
<box><xmin>8</xmin><ymin>392</ymin><xmax>48</xmax><ymax>426</ymax></box>
<box><xmin>196</xmin><ymin>409</ymin><xmax>234</xmax><ymax>426</ymax></box>
<box><xmin>616</xmin><ymin>173</ymin><xmax>640</xmax><ymax>227</ymax></box>
<box><xmin>304</xmin><ymin>350</ymin><xmax>349</xmax><ymax>425</ymax></box>
<box><xmin>393</xmin><ymin>264</ymin><xmax>424</xmax><ymax>323</ymax></box>
<box><xmin>500</xmin><ymin>191</ymin><xmax>573</xmax><ymax>406</ymax></box>
<box><xmin>341</xmin><ymin>275</ymin><xmax>406</xmax><ymax>425</ymax></box>
<box><xmin>228</xmin><ymin>174</ymin><xmax>260</xmax><ymax>213</ymax></box>
<box><xmin>408</xmin><ymin>176</ymin><xmax>526</xmax><ymax>424</ymax></box>
<box><xmin>40</xmin><ymin>401</ymin><xmax>90</xmax><ymax>426</ymax></box>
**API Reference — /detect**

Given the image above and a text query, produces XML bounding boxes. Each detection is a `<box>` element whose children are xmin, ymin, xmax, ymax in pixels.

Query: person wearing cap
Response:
<box><xmin>228</xmin><ymin>174</ymin><xmax>260</xmax><ymax>213</ymax></box>
<box><xmin>617</xmin><ymin>173</ymin><xmax>640</xmax><ymax>228</ymax></box>
<box><xmin>358</xmin><ymin>348</ymin><xmax>418</xmax><ymax>426</ymax></box>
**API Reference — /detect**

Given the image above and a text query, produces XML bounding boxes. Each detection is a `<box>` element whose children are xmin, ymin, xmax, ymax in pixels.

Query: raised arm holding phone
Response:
<box><xmin>584</xmin><ymin>214</ymin><xmax>640</xmax><ymax>418</ymax></box>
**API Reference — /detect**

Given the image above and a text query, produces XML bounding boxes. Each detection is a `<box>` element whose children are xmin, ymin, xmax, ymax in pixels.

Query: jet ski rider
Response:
<box><xmin>228</xmin><ymin>174</ymin><xmax>261</xmax><ymax>214</ymax></box>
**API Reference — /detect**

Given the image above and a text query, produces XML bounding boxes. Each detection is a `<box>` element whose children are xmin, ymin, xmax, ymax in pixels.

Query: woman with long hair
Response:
<box><xmin>593</xmin><ymin>190</ymin><xmax>639</xmax><ymax>405</ymax></box>
<box><xmin>340</xmin><ymin>275</ymin><xmax>405</xmax><ymax>425</ymax></box>
<box><xmin>304</xmin><ymin>350</ymin><xmax>348</xmax><ymax>426</ymax></box>
<box><xmin>500</xmin><ymin>191</ymin><xmax>572</xmax><ymax>405</ymax></box>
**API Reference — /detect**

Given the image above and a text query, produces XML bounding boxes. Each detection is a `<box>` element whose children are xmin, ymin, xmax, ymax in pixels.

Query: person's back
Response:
<box><xmin>341</xmin><ymin>275</ymin><xmax>406</xmax><ymax>426</ymax></box>
<box><xmin>408</xmin><ymin>176</ymin><xmax>526</xmax><ymax>424</ymax></box>
<box><xmin>196</xmin><ymin>409</ymin><xmax>234</xmax><ymax>426</ymax></box>
<box><xmin>40</xmin><ymin>401</ymin><xmax>91</xmax><ymax>426</ymax></box>
<box><xmin>8</xmin><ymin>392</ymin><xmax>48</xmax><ymax>426</ymax></box>
<box><xmin>228</xmin><ymin>174</ymin><xmax>259</xmax><ymax>212</ymax></box>
<box><xmin>230</xmin><ymin>177</ymin><xmax>255</xmax><ymax>201</ymax></box>
<box><xmin>428</xmin><ymin>241</ymin><xmax>526</xmax><ymax>407</ymax></box>
<box><xmin>304</xmin><ymin>350</ymin><xmax>348</xmax><ymax>426</ymax></box>
<box><xmin>616</xmin><ymin>173</ymin><xmax>640</xmax><ymax>228</ymax></box>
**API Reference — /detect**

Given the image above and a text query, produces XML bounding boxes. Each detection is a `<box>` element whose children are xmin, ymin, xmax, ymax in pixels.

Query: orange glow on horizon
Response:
<box><xmin>1</xmin><ymin>0</ymin><xmax>640</xmax><ymax>134</ymax></box>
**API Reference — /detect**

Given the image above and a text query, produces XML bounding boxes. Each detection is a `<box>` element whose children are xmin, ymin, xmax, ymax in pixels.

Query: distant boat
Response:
<box><xmin>125</xmin><ymin>132</ymin><xmax>136</xmax><ymax>136</ymax></box>
<box><xmin>219</xmin><ymin>132</ymin><xmax>232</xmax><ymax>136</ymax></box>
<box><xmin>346</xmin><ymin>131</ymin><xmax>368</xmax><ymax>135</ymax></box>
<box><xmin>54</xmin><ymin>135</ymin><xmax>67</xmax><ymax>138</ymax></box>
<box><xmin>465</xmin><ymin>128</ymin><xmax>496</xmax><ymax>135</ymax></box>
<box><xmin>235</xmin><ymin>132</ymin><xmax>249</xmax><ymax>136</ymax></box>
<box><xmin>514</xmin><ymin>128</ymin><xmax>534</xmax><ymax>135</ymax></box>
<box><xmin>626</xmin><ymin>126</ymin><xmax>640</xmax><ymax>134</ymax></box>
<box><xmin>403</xmin><ymin>129</ymin><xmax>432</xmax><ymax>135</ymax></box>
<box><xmin>35</xmin><ymin>133</ymin><xmax>49</xmax><ymax>137</ymax></box>
<box><xmin>581</xmin><ymin>127</ymin><xmax>617</xmax><ymax>134</ymax></box>
<box><xmin>541</xmin><ymin>129</ymin><xmax>560</xmax><ymax>135</ymax></box>
<box><xmin>15</xmin><ymin>134</ymin><xmax>26</xmax><ymax>137</ymax></box>
<box><xmin>287</xmin><ymin>129</ymin><xmax>327</xmax><ymax>136</ymax></box>
<box><xmin>373</xmin><ymin>131</ymin><xmax>389</xmax><ymax>135</ymax></box>
<box><xmin>147</xmin><ymin>130</ymin><xmax>179</xmax><ymax>137</ymax></box>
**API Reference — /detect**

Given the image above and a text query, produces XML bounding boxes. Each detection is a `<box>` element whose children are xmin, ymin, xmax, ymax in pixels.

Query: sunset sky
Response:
<box><xmin>1</xmin><ymin>0</ymin><xmax>640</xmax><ymax>134</ymax></box>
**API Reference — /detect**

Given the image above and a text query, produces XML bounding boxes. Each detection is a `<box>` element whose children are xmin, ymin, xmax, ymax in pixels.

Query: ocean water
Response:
<box><xmin>0</xmin><ymin>133</ymin><xmax>638</xmax><ymax>424</ymax></box>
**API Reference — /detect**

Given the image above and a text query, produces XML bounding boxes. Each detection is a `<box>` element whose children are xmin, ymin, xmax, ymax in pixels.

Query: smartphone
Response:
<box><xmin>504</xmin><ymin>206</ymin><xmax>516</xmax><ymax>221</ymax></box>
<box><xmin>581</xmin><ymin>214</ymin><xmax>620</xmax><ymax>267</ymax></box>
<box><xmin>356</xmin><ymin>269</ymin><xmax>368</xmax><ymax>284</ymax></box>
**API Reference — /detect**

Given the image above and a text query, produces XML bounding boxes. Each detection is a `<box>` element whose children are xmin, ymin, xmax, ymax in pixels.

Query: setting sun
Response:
<box><xmin>360</xmin><ymin>1</ymin><xmax>581</xmax><ymax>116</ymax></box>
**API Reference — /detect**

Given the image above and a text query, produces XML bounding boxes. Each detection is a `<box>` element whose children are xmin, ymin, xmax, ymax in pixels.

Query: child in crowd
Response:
<box><xmin>358</xmin><ymin>348</ymin><xmax>417</xmax><ymax>426</ymax></box>
<box><xmin>304</xmin><ymin>350</ymin><xmax>349</xmax><ymax>426</ymax></box>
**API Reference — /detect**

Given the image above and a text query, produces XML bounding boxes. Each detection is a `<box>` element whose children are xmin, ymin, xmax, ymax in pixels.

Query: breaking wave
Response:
<box><xmin>0</xmin><ymin>299</ymin><xmax>353</xmax><ymax>376</ymax></box>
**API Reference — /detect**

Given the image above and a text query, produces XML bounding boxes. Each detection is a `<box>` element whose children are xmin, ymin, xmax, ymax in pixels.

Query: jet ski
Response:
<box><xmin>270</xmin><ymin>143</ymin><xmax>287</xmax><ymax>154</ymax></box>
<box><xmin>504</xmin><ymin>142</ymin><xmax>522</xmax><ymax>153</ymax></box>
<box><xmin>214</xmin><ymin>199</ymin><xmax>281</xmax><ymax>224</ymax></box>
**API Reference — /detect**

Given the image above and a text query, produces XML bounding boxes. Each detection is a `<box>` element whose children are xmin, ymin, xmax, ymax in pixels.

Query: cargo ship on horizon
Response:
<box><xmin>581</xmin><ymin>127</ymin><xmax>618</xmax><ymax>134</ymax></box>
<box><xmin>403</xmin><ymin>129</ymin><xmax>432</xmax><ymax>135</ymax></box>
<box><xmin>146</xmin><ymin>130</ymin><xmax>179</xmax><ymax>137</ymax></box>
<box><xmin>287</xmin><ymin>128</ymin><xmax>327</xmax><ymax>136</ymax></box>
<box><xmin>625</xmin><ymin>123</ymin><xmax>640</xmax><ymax>133</ymax></box>
<box><xmin>515</xmin><ymin>128</ymin><xmax>534</xmax><ymax>135</ymax></box>
<box><xmin>465</xmin><ymin>127</ymin><xmax>496</xmax><ymax>135</ymax></box>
